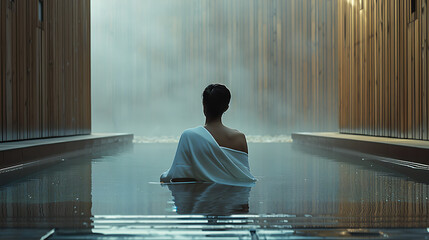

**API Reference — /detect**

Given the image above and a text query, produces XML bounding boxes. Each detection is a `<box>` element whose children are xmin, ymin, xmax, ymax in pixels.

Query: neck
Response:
<box><xmin>205</xmin><ymin>117</ymin><xmax>223</xmax><ymax>126</ymax></box>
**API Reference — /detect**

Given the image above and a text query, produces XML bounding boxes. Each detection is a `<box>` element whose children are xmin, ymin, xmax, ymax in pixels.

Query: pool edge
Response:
<box><xmin>291</xmin><ymin>132</ymin><xmax>429</xmax><ymax>166</ymax></box>
<box><xmin>0</xmin><ymin>133</ymin><xmax>134</xmax><ymax>173</ymax></box>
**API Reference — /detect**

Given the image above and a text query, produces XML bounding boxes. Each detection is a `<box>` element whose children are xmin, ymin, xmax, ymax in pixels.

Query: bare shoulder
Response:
<box><xmin>230</xmin><ymin>129</ymin><xmax>246</xmax><ymax>140</ymax></box>
<box><xmin>226</xmin><ymin>128</ymin><xmax>248</xmax><ymax>153</ymax></box>
<box><xmin>224</xmin><ymin>127</ymin><xmax>243</xmax><ymax>138</ymax></box>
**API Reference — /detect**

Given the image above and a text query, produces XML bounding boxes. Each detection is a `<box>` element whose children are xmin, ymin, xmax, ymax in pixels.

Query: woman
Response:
<box><xmin>160</xmin><ymin>84</ymin><xmax>256</xmax><ymax>185</ymax></box>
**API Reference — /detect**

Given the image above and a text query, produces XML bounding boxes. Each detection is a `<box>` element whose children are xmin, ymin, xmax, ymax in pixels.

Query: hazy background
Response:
<box><xmin>91</xmin><ymin>0</ymin><xmax>338</xmax><ymax>137</ymax></box>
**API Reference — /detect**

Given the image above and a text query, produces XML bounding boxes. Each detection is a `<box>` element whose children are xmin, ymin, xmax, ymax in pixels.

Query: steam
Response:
<box><xmin>91</xmin><ymin>0</ymin><xmax>336</xmax><ymax>136</ymax></box>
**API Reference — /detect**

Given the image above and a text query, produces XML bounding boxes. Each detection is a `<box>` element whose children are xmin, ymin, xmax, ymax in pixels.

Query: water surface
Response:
<box><xmin>1</xmin><ymin>142</ymin><xmax>429</xmax><ymax>230</ymax></box>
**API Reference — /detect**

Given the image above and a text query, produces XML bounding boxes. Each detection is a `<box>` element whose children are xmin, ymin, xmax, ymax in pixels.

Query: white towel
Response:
<box><xmin>160</xmin><ymin>126</ymin><xmax>256</xmax><ymax>185</ymax></box>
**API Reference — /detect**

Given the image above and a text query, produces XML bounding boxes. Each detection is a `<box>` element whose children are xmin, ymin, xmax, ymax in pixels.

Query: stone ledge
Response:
<box><xmin>292</xmin><ymin>132</ymin><xmax>429</xmax><ymax>165</ymax></box>
<box><xmin>0</xmin><ymin>133</ymin><xmax>133</xmax><ymax>174</ymax></box>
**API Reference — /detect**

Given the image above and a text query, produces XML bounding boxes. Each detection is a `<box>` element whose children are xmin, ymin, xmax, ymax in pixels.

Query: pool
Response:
<box><xmin>1</xmin><ymin>141</ymin><xmax>429</xmax><ymax>238</ymax></box>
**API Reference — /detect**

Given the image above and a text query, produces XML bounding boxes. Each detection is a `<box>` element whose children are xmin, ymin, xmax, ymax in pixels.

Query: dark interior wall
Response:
<box><xmin>0</xmin><ymin>0</ymin><xmax>91</xmax><ymax>142</ymax></box>
<box><xmin>339</xmin><ymin>0</ymin><xmax>429</xmax><ymax>139</ymax></box>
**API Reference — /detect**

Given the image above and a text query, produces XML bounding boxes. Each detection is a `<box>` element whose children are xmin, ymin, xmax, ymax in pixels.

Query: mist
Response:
<box><xmin>91</xmin><ymin>0</ymin><xmax>338</xmax><ymax>137</ymax></box>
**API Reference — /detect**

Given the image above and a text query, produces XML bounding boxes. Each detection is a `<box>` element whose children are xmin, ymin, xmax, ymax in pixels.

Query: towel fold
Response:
<box><xmin>160</xmin><ymin>126</ymin><xmax>256</xmax><ymax>186</ymax></box>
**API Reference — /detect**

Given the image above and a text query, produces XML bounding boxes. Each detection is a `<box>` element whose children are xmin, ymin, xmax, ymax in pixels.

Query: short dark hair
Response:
<box><xmin>202</xmin><ymin>84</ymin><xmax>231</xmax><ymax>118</ymax></box>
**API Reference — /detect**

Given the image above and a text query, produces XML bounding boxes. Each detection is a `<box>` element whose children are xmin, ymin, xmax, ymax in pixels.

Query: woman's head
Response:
<box><xmin>202</xmin><ymin>84</ymin><xmax>231</xmax><ymax>118</ymax></box>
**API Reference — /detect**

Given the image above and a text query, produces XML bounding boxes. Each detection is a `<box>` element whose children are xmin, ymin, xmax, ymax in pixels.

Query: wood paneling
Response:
<box><xmin>339</xmin><ymin>0</ymin><xmax>429</xmax><ymax>140</ymax></box>
<box><xmin>0</xmin><ymin>0</ymin><xmax>91</xmax><ymax>142</ymax></box>
<box><xmin>92</xmin><ymin>0</ymin><xmax>338</xmax><ymax>135</ymax></box>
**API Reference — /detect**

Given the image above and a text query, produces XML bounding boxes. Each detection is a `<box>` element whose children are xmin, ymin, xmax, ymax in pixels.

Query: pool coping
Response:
<box><xmin>0</xmin><ymin>133</ymin><xmax>133</xmax><ymax>174</ymax></box>
<box><xmin>291</xmin><ymin>132</ymin><xmax>429</xmax><ymax>166</ymax></box>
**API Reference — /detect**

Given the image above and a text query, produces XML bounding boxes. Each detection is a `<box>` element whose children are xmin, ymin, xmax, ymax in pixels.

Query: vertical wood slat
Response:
<box><xmin>339</xmin><ymin>0</ymin><xmax>429</xmax><ymax>140</ymax></box>
<box><xmin>41</xmin><ymin>0</ymin><xmax>48</xmax><ymax>138</ymax></box>
<box><xmin>12</xmin><ymin>0</ymin><xmax>17</xmax><ymax>141</ymax></box>
<box><xmin>407</xmin><ymin>1</ymin><xmax>412</xmax><ymax>138</ymax></box>
<box><xmin>17</xmin><ymin>1</ymin><xmax>27</xmax><ymax>140</ymax></box>
<box><xmin>30</xmin><ymin>0</ymin><xmax>40</xmax><ymax>139</ymax></box>
<box><xmin>5</xmin><ymin>0</ymin><xmax>15</xmax><ymax>141</ymax></box>
<box><xmin>424</xmin><ymin>0</ymin><xmax>428</xmax><ymax>139</ymax></box>
<box><xmin>57</xmin><ymin>0</ymin><xmax>65</xmax><ymax>137</ymax></box>
<box><xmin>0</xmin><ymin>0</ymin><xmax>91</xmax><ymax>143</ymax></box>
<box><xmin>86</xmin><ymin>0</ymin><xmax>91</xmax><ymax>133</ymax></box>
<box><xmin>64</xmin><ymin>0</ymin><xmax>71</xmax><ymax>136</ymax></box>
<box><xmin>47</xmin><ymin>0</ymin><xmax>57</xmax><ymax>136</ymax></box>
<box><xmin>0</xmin><ymin>0</ymin><xmax>4</xmax><ymax>142</ymax></box>
<box><xmin>391</xmin><ymin>0</ymin><xmax>395</xmax><ymax>137</ymax></box>
<box><xmin>75</xmin><ymin>0</ymin><xmax>80</xmax><ymax>135</ymax></box>
<box><xmin>28</xmin><ymin>0</ymin><xmax>35</xmax><ymax>139</ymax></box>
<box><xmin>400</xmin><ymin>0</ymin><xmax>405</xmax><ymax>138</ymax></box>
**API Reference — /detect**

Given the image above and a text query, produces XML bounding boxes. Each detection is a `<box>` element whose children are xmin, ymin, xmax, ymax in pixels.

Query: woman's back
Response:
<box><xmin>160</xmin><ymin>83</ymin><xmax>254</xmax><ymax>184</ymax></box>
<box><xmin>160</xmin><ymin>126</ymin><xmax>255</xmax><ymax>184</ymax></box>
<box><xmin>204</xmin><ymin>125</ymin><xmax>248</xmax><ymax>154</ymax></box>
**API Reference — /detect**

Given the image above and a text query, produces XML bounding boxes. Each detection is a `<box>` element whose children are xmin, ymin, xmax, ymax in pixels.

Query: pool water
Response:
<box><xmin>1</xmin><ymin>142</ymin><xmax>429</xmax><ymax>234</ymax></box>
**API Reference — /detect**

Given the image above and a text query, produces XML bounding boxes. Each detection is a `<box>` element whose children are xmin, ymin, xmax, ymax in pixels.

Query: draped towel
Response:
<box><xmin>160</xmin><ymin>126</ymin><xmax>256</xmax><ymax>186</ymax></box>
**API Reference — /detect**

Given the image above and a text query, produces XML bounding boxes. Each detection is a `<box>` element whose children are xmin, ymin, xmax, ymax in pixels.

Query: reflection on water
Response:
<box><xmin>0</xmin><ymin>144</ymin><xmax>132</xmax><ymax>229</ymax></box>
<box><xmin>0</xmin><ymin>156</ymin><xmax>92</xmax><ymax>229</ymax></box>
<box><xmin>0</xmin><ymin>142</ymin><xmax>428</xmax><ymax>229</ymax></box>
<box><xmin>166</xmin><ymin>183</ymin><xmax>251</xmax><ymax>215</ymax></box>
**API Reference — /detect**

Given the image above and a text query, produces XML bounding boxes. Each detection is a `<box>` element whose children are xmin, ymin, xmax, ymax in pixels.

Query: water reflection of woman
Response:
<box><xmin>167</xmin><ymin>183</ymin><xmax>251</xmax><ymax>215</ymax></box>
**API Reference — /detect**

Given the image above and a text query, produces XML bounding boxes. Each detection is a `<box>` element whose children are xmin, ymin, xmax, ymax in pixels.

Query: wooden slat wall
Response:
<box><xmin>0</xmin><ymin>0</ymin><xmax>91</xmax><ymax>142</ymax></box>
<box><xmin>339</xmin><ymin>0</ymin><xmax>429</xmax><ymax>140</ymax></box>
<box><xmin>92</xmin><ymin>0</ymin><xmax>338</xmax><ymax>135</ymax></box>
